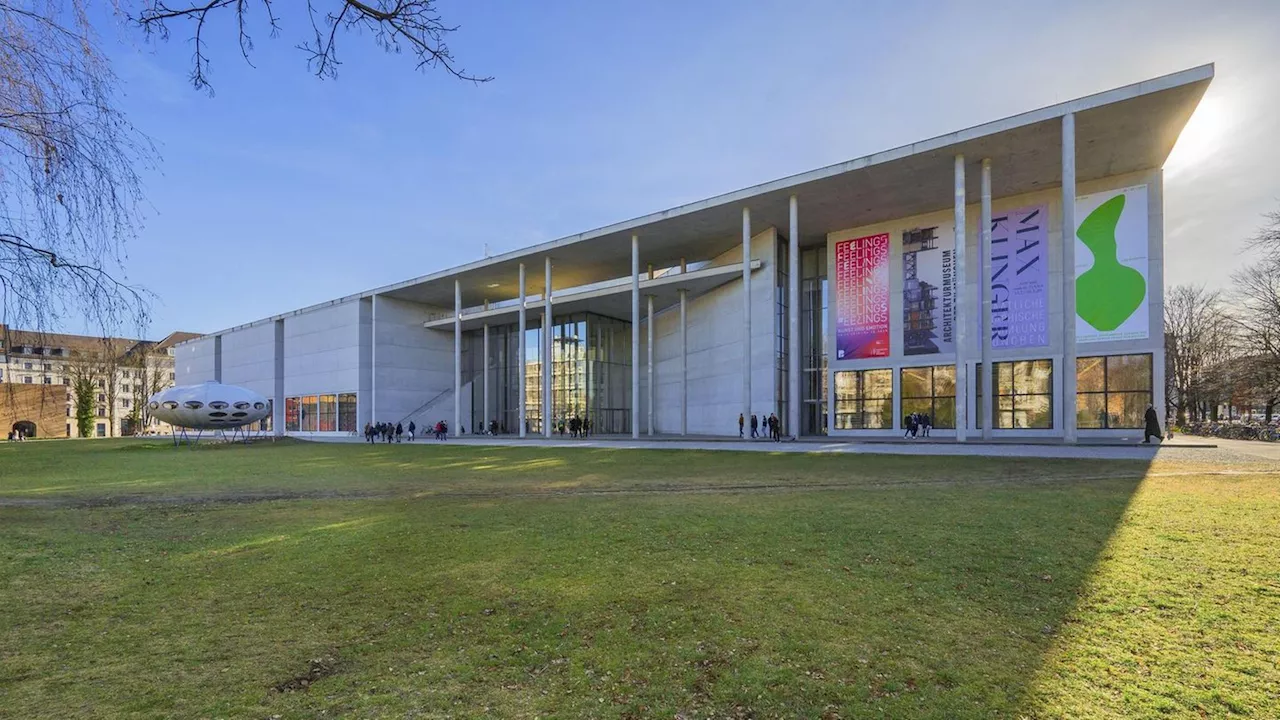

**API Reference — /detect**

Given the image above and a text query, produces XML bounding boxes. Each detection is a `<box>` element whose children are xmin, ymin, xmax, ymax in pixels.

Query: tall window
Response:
<box><xmin>338</xmin><ymin>393</ymin><xmax>357</xmax><ymax>432</ymax></box>
<box><xmin>1077</xmin><ymin>354</ymin><xmax>1152</xmax><ymax>429</ymax></box>
<box><xmin>317</xmin><ymin>394</ymin><xmax>337</xmax><ymax>432</ymax></box>
<box><xmin>800</xmin><ymin>246</ymin><xmax>828</xmax><ymax>435</ymax></box>
<box><xmin>977</xmin><ymin>359</ymin><xmax>1053</xmax><ymax>429</ymax></box>
<box><xmin>834</xmin><ymin>369</ymin><xmax>893</xmax><ymax>429</ymax></box>
<box><xmin>285</xmin><ymin>397</ymin><xmax>300</xmax><ymax>432</ymax></box>
<box><xmin>900</xmin><ymin>365</ymin><xmax>956</xmax><ymax>429</ymax></box>
<box><xmin>299</xmin><ymin>395</ymin><xmax>318</xmax><ymax>432</ymax></box>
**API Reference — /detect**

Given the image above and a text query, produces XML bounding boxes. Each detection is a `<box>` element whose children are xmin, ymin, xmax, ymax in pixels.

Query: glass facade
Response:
<box><xmin>1077</xmin><ymin>354</ymin><xmax>1153</xmax><ymax>429</ymax></box>
<box><xmin>800</xmin><ymin>246</ymin><xmax>828</xmax><ymax>435</ymax></box>
<box><xmin>284</xmin><ymin>393</ymin><xmax>355</xmax><ymax>433</ymax></box>
<box><xmin>901</xmin><ymin>365</ymin><xmax>956</xmax><ymax>429</ymax></box>
<box><xmin>318</xmin><ymin>394</ymin><xmax>337</xmax><ymax>432</ymax></box>
<box><xmin>774</xmin><ymin>237</ymin><xmax>790</xmax><ymax>432</ymax></box>
<box><xmin>467</xmin><ymin>312</ymin><xmax>631</xmax><ymax>435</ymax></box>
<box><xmin>976</xmin><ymin>360</ymin><xmax>1054</xmax><ymax>429</ymax></box>
<box><xmin>338</xmin><ymin>393</ymin><xmax>358</xmax><ymax>433</ymax></box>
<box><xmin>834</xmin><ymin>369</ymin><xmax>893</xmax><ymax>429</ymax></box>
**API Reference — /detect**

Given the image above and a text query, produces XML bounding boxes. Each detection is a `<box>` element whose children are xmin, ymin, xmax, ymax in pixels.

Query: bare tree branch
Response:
<box><xmin>1</xmin><ymin>1</ymin><xmax>156</xmax><ymax>337</ymax></box>
<box><xmin>136</xmin><ymin>0</ymin><xmax>491</xmax><ymax>91</ymax></box>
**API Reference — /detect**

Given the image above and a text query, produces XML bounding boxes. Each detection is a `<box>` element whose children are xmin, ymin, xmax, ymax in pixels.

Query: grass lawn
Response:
<box><xmin>1</xmin><ymin>439</ymin><xmax>1277</xmax><ymax>718</ymax></box>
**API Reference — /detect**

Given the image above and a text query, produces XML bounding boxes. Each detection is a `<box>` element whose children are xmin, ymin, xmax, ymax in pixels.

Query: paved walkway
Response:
<box><xmin>316</xmin><ymin>432</ymin><xmax>1217</xmax><ymax>461</ymax></box>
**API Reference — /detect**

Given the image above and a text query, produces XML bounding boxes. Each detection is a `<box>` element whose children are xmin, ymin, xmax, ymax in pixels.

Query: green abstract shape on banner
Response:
<box><xmin>1076</xmin><ymin>194</ymin><xmax>1145</xmax><ymax>331</ymax></box>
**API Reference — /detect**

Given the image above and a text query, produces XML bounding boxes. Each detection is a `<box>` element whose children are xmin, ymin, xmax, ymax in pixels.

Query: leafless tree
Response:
<box><xmin>1</xmin><ymin>1</ymin><xmax>156</xmax><ymax>337</ymax></box>
<box><xmin>1229</xmin><ymin>210</ymin><xmax>1280</xmax><ymax>420</ymax></box>
<box><xmin>136</xmin><ymin>0</ymin><xmax>492</xmax><ymax>92</ymax></box>
<box><xmin>1165</xmin><ymin>284</ymin><xmax>1233</xmax><ymax>424</ymax></box>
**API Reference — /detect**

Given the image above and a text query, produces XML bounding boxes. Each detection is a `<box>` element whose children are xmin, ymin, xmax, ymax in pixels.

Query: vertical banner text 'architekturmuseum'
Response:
<box><xmin>990</xmin><ymin>204</ymin><xmax>1049</xmax><ymax>348</ymax></box>
<box><xmin>902</xmin><ymin>224</ymin><xmax>956</xmax><ymax>355</ymax></box>
<box><xmin>835</xmin><ymin>233</ymin><xmax>890</xmax><ymax>359</ymax></box>
<box><xmin>1075</xmin><ymin>185</ymin><xmax>1149</xmax><ymax>343</ymax></box>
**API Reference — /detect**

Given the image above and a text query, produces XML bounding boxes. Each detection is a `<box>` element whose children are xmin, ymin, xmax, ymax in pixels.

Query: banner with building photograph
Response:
<box><xmin>834</xmin><ymin>233</ymin><xmax>890</xmax><ymax>359</ymax></box>
<box><xmin>1075</xmin><ymin>185</ymin><xmax>1149</xmax><ymax>343</ymax></box>
<box><xmin>902</xmin><ymin>224</ymin><xmax>956</xmax><ymax>355</ymax></box>
<box><xmin>990</xmin><ymin>204</ymin><xmax>1049</xmax><ymax>348</ymax></box>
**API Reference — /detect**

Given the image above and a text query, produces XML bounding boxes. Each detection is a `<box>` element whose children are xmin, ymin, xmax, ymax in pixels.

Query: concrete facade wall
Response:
<box><xmin>825</xmin><ymin>169</ymin><xmax>1165</xmax><ymax>438</ymax></box>
<box><xmin>371</xmin><ymin>296</ymin><xmax>454</xmax><ymax>427</ymax></box>
<box><xmin>642</xmin><ymin>229</ymin><xmax>780</xmax><ymax>436</ymax></box>
<box><xmin>175</xmin><ymin>336</ymin><xmax>217</xmax><ymax>386</ymax></box>
<box><xmin>219</xmin><ymin>322</ymin><xmax>276</xmax><ymax>398</ymax></box>
<box><xmin>282</xmin><ymin>301</ymin><xmax>362</xmax><ymax>401</ymax></box>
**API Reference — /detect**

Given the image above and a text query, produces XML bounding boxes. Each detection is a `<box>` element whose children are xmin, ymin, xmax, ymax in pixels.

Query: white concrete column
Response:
<box><xmin>788</xmin><ymin>194</ymin><xmax>800</xmax><ymax>439</ymax></box>
<box><xmin>631</xmin><ymin>234</ymin><xmax>640</xmax><ymax>439</ymax></box>
<box><xmin>453</xmin><ymin>280</ymin><xmax>461</xmax><ymax>437</ymax></box>
<box><xmin>1062</xmin><ymin>112</ymin><xmax>1078</xmax><ymax>444</ymax></box>
<box><xmin>679</xmin><ymin>288</ymin><xmax>688</xmax><ymax>436</ymax></box>
<box><xmin>371</xmin><ymin>296</ymin><xmax>377</xmax><ymax>423</ymax></box>
<box><xmin>980</xmin><ymin>158</ymin><xmax>994</xmax><ymax>440</ymax></box>
<box><xmin>742</xmin><ymin>207</ymin><xmax>752</xmax><ymax>427</ymax></box>
<box><xmin>518</xmin><ymin>263</ymin><xmax>527</xmax><ymax>438</ymax></box>
<box><xmin>543</xmin><ymin>257</ymin><xmax>553</xmax><ymax>438</ymax></box>
<box><xmin>954</xmin><ymin>155</ymin><xmax>968</xmax><ymax>442</ymax></box>
<box><xmin>482</xmin><ymin>323</ymin><xmax>490</xmax><ymax>435</ymax></box>
<box><xmin>647</xmin><ymin>293</ymin><xmax>655</xmax><ymax>436</ymax></box>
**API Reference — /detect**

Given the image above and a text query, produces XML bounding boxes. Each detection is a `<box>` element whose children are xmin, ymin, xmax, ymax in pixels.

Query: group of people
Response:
<box><xmin>555</xmin><ymin>416</ymin><xmax>590</xmax><ymax>438</ymax></box>
<box><xmin>903</xmin><ymin>412</ymin><xmax>932</xmax><ymax>438</ymax></box>
<box><xmin>738</xmin><ymin>413</ymin><xmax>783</xmax><ymax>441</ymax></box>
<box><xmin>364</xmin><ymin>420</ymin><xmax>452</xmax><ymax>443</ymax></box>
<box><xmin>5</xmin><ymin>429</ymin><xmax>28</xmax><ymax>442</ymax></box>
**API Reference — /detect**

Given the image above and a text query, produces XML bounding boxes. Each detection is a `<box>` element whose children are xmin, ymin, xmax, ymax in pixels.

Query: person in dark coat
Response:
<box><xmin>1143</xmin><ymin>404</ymin><xmax>1162</xmax><ymax>444</ymax></box>
<box><xmin>395</xmin><ymin>422</ymin><xmax>403</xmax><ymax>443</ymax></box>
<box><xmin>750</xmin><ymin>414</ymin><xmax>759</xmax><ymax>439</ymax></box>
<box><xmin>408</xmin><ymin>420</ymin><xmax>416</xmax><ymax>441</ymax></box>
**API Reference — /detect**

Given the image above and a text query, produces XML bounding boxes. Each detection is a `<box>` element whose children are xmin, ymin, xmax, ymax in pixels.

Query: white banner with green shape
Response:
<box><xmin>1074</xmin><ymin>185</ymin><xmax>1149</xmax><ymax>343</ymax></box>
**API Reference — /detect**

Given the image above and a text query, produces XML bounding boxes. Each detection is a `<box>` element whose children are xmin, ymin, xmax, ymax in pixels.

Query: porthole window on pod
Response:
<box><xmin>209</xmin><ymin>401</ymin><xmax>229</xmax><ymax>410</ymax></box>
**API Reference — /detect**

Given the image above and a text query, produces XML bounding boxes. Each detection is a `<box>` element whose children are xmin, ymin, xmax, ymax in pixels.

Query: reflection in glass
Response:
<box><xmin>899</xmin><ymin>364</ymin><xmax>956</xmax><ymax>429</ymax></box>
<box><xmin>834</xmin><ymin>369</ymin><xmax>892</xmax><ymax>429</ymax></box>
<box><xmin>1075</xmin><ymin>354</ymin><xmax>1152</xmax><ymax>429</ymax></box>
<box><xmin>976</xmin><ymin>359</ymin><xmax>1054</xmax><ymax>429</ymax></box>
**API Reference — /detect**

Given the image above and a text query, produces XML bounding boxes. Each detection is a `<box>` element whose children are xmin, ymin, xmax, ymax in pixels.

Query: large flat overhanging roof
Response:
<box><xmin>189</xmin><ymin>64</ymin><xmax>1211</xmax><ymax>342</ymax></box>
<box><xmin>381</xmin><ymin>64</ymin><xmax>1211</xmax><ymax>309</ymax></box>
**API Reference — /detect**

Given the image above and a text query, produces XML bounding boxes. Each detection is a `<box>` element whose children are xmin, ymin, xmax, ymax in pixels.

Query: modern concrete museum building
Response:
<box><xmin>176</xmin><ymin>65</ymin><xmax>1212</xmax><ymax>442</ymax></box>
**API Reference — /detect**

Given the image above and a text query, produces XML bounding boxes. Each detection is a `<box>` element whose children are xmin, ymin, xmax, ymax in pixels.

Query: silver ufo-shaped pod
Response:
<box><xmin>148</xmin><ymin>381</ymin><xmax>271</xmax><ymax>430</ymax></box>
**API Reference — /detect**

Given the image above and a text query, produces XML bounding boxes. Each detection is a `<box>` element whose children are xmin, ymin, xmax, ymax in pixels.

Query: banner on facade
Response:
<box><xmin>990</xmin><ymin>204</ymin><xmax>1049</xmax><ymax>348</ymax></box>
<box><xmin>1075</xmin><ymin>185</ymin><xmax>1149</xmax><ymax>343</ymax></box>
<box><xmin>834</xmin><ymin>233</ymin><xmax>890</xmax><ymax>359</ymax></box>
<box><xmin>902</xmin><ymin>224</ymin><xmax>956</xmax><ymax>355</ymax></box>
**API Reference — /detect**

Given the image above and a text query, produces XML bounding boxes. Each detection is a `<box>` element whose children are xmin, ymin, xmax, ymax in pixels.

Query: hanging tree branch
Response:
<box><xmin>136</xmin><ymin>0</ymin><xmax>492</xmax><ymax>92</ymax></box>
<box><xmin>0</xmin><ymin>0</ymin><xmax>156</xmax><ymax>336</ymax></box>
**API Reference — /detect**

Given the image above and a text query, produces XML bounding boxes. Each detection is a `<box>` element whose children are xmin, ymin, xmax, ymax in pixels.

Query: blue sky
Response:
<box><xmin>98</xmin><ymin>0</ymin><xmax>1280</xmax><ymax>337</ymax></box>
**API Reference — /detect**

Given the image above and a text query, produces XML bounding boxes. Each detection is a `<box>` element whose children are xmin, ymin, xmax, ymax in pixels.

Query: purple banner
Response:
<box><xmin>990</xmin><ymin>205</ymin><xmax>1048</xmax><ymax>348</ymax></box>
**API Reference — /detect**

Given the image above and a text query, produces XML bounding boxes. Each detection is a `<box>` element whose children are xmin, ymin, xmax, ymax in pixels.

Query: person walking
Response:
<box><xmin>408</xmin><ymin>420</ymin><xmax>416</xmax><ymax>441</ymax></box>
<box><xmin>364</xmin><ymin>422</ymin><xmax>373</xmax><ymax>444</ymax></box>
<box><xmin>738</xmin><ymin>413</ymin><xmax>744</xmax><ymax>438</ymax></box>
<box><xmin>750</xmin><ymin>414</ymin><xmax>759</xmax><ymax>439</ymax></box>
<box><xmin>1143</xmin><ymin>404</ymin><xmax>1162</xmax><ymax>444</ymax></box>
<box><xmin>395</xmin><ymin>422</ymin><xmax>403</xmax><ymax>443</ymax></box>
<box><xmin>921</xmin><ymin>413</ymin><xmax>931</xmax><ymax>438</ymax></box>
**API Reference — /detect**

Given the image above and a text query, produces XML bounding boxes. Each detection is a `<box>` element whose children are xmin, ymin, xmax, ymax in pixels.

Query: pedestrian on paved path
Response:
<box><xmin>395</xmin><ymin>422</ymin><xmax>403</xmax><ymax>443</ymax></box>
<box><xmin>1143</xmin><ymin>404</ymin><xmax>1163</xmax><ymax>444</ymax></box>
<box><xmin>738</xmin><ymin>413</ymin><xmax>744</xmax><ymax>438</ymax></box>
<box><xmin>750</xmin><ymin>414</ymin><xmax>759</xmax><ymax>439</ymax></box>
<box><xmin>408</xmin><ymin>420</ymin><xmax>416</xmax><ymax>441</ymax></box>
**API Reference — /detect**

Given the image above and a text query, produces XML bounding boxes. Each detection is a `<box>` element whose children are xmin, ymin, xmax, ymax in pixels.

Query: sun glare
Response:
<box><xmin>1165</xmin><ymin>91</ymin><xmax>1229</xmax><ymax>177</ymax></box>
